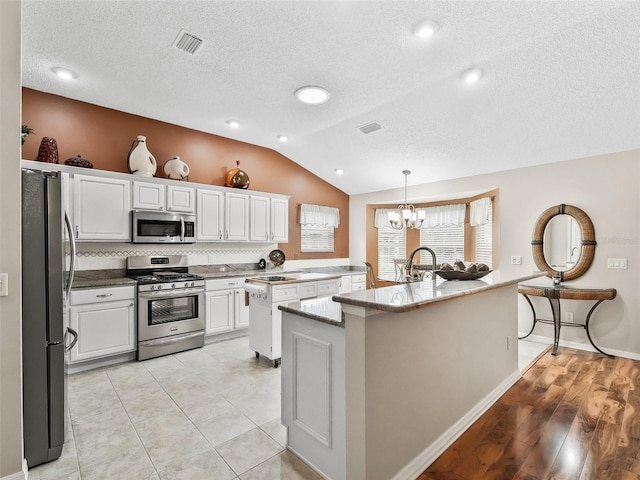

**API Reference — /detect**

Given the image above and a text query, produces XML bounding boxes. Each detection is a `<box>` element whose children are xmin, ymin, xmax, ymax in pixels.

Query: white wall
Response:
<box><xmin>350</xmin><ymin>150</ymin><xmax>640</xmax><ymax>357</ymax></box>
<box><xmin>0</xmin><ymin>1</ymin><xmax>25</xmax><ymax>478</ymax></box>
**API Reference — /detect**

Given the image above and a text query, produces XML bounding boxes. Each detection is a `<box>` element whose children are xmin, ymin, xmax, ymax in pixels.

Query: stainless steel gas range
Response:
<box><xmin>127</xmin><ymin>255</ymin><xmax>204</xmax><ymax>361</ymax></box>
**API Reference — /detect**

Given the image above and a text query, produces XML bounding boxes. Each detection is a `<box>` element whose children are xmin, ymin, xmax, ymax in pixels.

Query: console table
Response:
<box><xmin>518</xmin><ymin>283</ymin><xmax>617</xmax><ymax>357</ymax></box>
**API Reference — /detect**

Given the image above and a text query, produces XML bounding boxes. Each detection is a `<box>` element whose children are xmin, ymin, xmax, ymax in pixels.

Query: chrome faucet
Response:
<box><xmin>405</xmin><ymin>246</ymin><xmax>437</xmax><ymax>282</ymax></box>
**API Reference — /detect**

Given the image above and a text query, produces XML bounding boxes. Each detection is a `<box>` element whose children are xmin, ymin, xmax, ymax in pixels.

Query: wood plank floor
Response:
<box><xmin>418</xmin><ymin>347</ymin><xmax>640</xmax><ymax>480</ymax></box>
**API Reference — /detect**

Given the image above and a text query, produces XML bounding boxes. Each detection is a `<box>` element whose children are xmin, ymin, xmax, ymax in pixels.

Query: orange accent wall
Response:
<box><xmin>21</xmin><ymin>88</ymin><xmax>349</xmax><ymax>260</ymax></box>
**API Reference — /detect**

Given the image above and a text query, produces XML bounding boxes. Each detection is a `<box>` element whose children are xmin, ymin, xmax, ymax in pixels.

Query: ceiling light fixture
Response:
<box><xmin>462</xmin><ymin>67</ymin><xmax>483</xmax><ymax>84</ymax></box>
<box><xmin>51</xmin><ymin>67</ymin><xmax>76</xmax><ymax>80</ymax></box>
<box><xmin>294</xmin><ymin>85</ymin><xmax>330</xmax><ymax>104</ymax></box>
<box><xmin>226</xmin><ymin>120</ymin><xmax>240</xmax><ymax>128</ymax></box>
<box><xmin>412</xmin><ymin>20</ymin><xmax>439</xmax><ymax>39</ymax></box>
<box><xmin>388</xmin><ymin>170</ymin><xmax>424</xmax><ymax>230</ymax></box>
<box><xmin>334</xmin><ymin>168</ymin><xmax>344</xmax><ymax>175</ymax></box>
<box><xmin>277</xmin><ymin>135</ymin><xmax>288</xmax><ymax>142</ymax></box>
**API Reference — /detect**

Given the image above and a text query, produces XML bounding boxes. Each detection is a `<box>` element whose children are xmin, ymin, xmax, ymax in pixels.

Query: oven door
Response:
<box><xmin>137</xmin><ymin>287</ymin><xmax>204</xmax><ymax>342</ymax></box>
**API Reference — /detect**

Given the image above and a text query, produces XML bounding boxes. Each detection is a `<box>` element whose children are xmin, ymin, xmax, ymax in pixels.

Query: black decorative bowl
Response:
<box><xmin>435</xmin><ymin>269</ymin><xmax>492</xmax><ymax>281</ymax></box>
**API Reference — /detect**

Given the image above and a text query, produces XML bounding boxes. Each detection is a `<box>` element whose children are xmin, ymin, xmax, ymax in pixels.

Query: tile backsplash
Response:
<box><xmin>71</xmin><ymin>242</ymin><xmax>277</xmax><ymax>270</ymax></box>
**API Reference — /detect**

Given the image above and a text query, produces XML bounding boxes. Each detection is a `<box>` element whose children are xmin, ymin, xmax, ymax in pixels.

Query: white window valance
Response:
<box><xmin>470</xmin><ymin>197</ymin><xmax>492</xmax><ymax>227</ymax></box>
<box><xmin>374</xmin><ymin>208</ymin><xmax>397</xmax><ymax>228</ymax></box>
<box><xmin>299</xmin><ymin>204</ymin><xmax>340</xmax><ymax>228</ymax></box>
<box><xmin>417</xmin><ymin>204</ymin><xmax>465</xmax><ymax>228</ymax></box>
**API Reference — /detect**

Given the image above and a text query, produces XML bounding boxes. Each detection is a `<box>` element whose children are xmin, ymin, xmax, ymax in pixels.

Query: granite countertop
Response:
<box><xmin>70</xmin><ymin>269</ymin><xmax>137</xmax><ymax>290</ymax></box>
<box><xmin>71</xmin><ymin>265</ymin><xmax>363</xmax><ymax>289</ymax></box>
<box><xmin>245</xmin><ymin>272</ymin><xmax>342</xmax><ymax>285</ymax></box>
<box><xmin>279</xmin><ymin>297</ymin><xmax>344</xmax><ymax>327</ymax></box>
<box><xmin>331</xmin><ymin>271</ymin><xmax>546</xmax><ymax>313</ymax></box>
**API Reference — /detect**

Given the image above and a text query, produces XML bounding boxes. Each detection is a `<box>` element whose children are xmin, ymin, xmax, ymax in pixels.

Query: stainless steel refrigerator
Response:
<box><xmin>22</xmin><ymin>168</ymin><xmax>76</xmax><ymax>468</ymax></box>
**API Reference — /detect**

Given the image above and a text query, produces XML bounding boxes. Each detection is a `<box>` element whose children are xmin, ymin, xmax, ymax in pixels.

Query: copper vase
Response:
<box><xmin>224</xmin><ymin>160</ymin><xmax>250</xmax><ymax>189</ymax></box>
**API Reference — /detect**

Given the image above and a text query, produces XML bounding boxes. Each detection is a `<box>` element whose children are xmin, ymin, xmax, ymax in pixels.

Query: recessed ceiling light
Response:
<box><xmin>51</xmin><ymin>67</ymin><xmax>76</xmax><ymax>80</ymax></box>
<box><xmin>412</xmin><ymin>20</ymin><xmax>439</xmax><ymax>39</ymax></box>
<box><xmin>294</xmin><ymin>86</ymin><xmax>330</xmax><ymax>104</ymax></box>
<box><xmin>334</xmin><ymin>168</ymin><xmax>344</xmax><ymax>175</ymax></box>
<box><xmin>226</xmin><ymin>120</ymin><xmax>240</xmax><ymax>128</ymax></box>
<box><xmin>277</xmin><ymin>135</ymin><xmax>288</xmax><ymax>142</ymax></box>
<box><xmin>462</xmin><ymin>68</ymin><xmax>483</xmax><ymax>84</ymax></box>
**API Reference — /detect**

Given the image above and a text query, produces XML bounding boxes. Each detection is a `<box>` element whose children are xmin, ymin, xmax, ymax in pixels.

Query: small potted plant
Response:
<box><xmin>21</xmin><ymin>124</ymin><xmax>34</xmax><ymax>145</ymax></box>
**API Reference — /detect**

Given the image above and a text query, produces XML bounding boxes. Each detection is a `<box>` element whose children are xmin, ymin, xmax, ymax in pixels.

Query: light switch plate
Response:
<box><xmin>510</xmin><ymin>256</ymin><xmax>522</xmax><ymax>265</ymax></box>
<box><xmin>607</xmin><ymin>258</ymin><xmax>628</xmax><ymax>269</ymax></box>
<box><xmin>0</xmin><ymin>273</ymin><xmax>8</xmax><ymax>296</ymax></box>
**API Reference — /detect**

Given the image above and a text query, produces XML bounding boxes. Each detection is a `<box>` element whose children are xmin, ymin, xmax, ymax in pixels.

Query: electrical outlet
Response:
<box><xmin>565</xmin><ymin>311</ymin><xmax>574</xmax><ymax>323</ymax></box>
<box><xmin>507</xmin><ymin>335</ymin><xmax>512</xmax><ymax>350</ymax></box>
<box><xmin>0</xmin><ymin>273</ymin><xmax>8</xmax><ymax>297</ymax></box>
<box><xmin>511</xmin><ymin>256</ymin><xmax>522</xmax><ymax>265</ymax></box>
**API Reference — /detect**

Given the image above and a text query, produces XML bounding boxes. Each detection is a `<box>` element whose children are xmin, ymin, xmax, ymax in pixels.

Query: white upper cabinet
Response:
<box><xmin>73</xmin><ymin>174</ymin><xmax>131</xmax><ymax>241</ymax></box>
<box><xmin>250</xmin><ymin>195</ymin><xmax>289</xmax><ymax>243</ymax></box>
<box><xmin>166</xmin><ymin>184</ymin><xmax>195</xmax><ymax>213</ymax></box>
<box><xmin>271</xmin><ymin>197</ymin><xmax>289</xmax><ymax>243</ymax></box>
<box><xmin>132</xmin><ymin>181</ymin><xmax>195</xmax><ymax>213</ymax></box>
<box><xmin>132</xmin><ymin>181</ymin><xmax>164</xmax><ymax>210</ymax></box>
<box><xmin>249</xmin><ymin>195</ymin><xmax>270</xmax><ymax>242</ymax></box>
<box><xmin>196</xmin><ymin>188</ymin><xmax>224</xmax><ymax>241</ymax></box>
<box><xmin>225</xmin><ymin>192</ymin><xmax>249</xmax><ymax>241</ymax></box>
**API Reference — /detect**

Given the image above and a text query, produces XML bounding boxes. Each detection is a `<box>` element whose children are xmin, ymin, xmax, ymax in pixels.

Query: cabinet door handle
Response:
<box><xmin>225</xmin><ymin>230</ymin><xmax>229</xmax><ymax>239</ymax></box>
<box><xmin>218</xmin><ymin>230</ymin><xmax>222</xmax><ymax>240</ymax></box>
<box><xmin>75</xmin><ymin>225</ymin><xmax>79</xmax><ymax>237</ymax></box>
<box><xmin>96</xmin><ymin>293</ymin><xmax>113</xmax><ymax>298</ymax></box>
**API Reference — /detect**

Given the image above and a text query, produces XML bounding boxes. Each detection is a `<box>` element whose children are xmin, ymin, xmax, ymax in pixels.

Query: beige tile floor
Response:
<box><xmin>29</xmin><ymin>336</ymin><xmax>548</xmax><ymax>480</ymax></box>
<box><xmin>28</xmin><ymin>336</ymin><xmax>321</xmax><ymax>480</ymax></box>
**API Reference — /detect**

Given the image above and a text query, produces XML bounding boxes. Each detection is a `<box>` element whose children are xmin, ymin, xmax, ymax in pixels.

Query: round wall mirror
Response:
<box><xmin>531</xmin><ymin>204</ymin><xmax>596</xmax><ymax>281</ymax></box>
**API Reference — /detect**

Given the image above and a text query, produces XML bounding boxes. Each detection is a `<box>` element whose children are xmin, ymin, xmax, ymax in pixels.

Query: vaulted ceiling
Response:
<box><xmin>21</xmin><ymin>0</ymin><xmax>640</xmax><ymax>195</ymax></box>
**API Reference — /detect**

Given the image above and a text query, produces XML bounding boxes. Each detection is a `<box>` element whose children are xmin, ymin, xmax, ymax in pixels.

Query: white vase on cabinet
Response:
<box><xmin>127</xmin><ymin>135</ymin><xmax>157</xmax><ymax>177</ymax></box>
<box><xmin>164</xmin><ymin>156</ymin><xmax>190</xmax><ymax>180</ymax></box>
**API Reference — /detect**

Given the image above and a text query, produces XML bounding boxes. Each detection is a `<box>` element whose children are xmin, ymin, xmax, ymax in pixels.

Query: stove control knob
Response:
<box><xmin>149</xmin><ymin>285</ymin><xmax>155</xmax><ymax>290</ymax></box>
<box><xmin>172</xmin><ymin>283</ymin><xmax>176</xmax><ymax>289</ymax></box>
<box><xmin>157</xmin><ymin>284</ymin><xmax>162</xmax><ymax>290</ymax></box>
<box><xmin>189</xmin><ymin>282</ymin><xmax>194</xmax><ymax>288</ymax></box>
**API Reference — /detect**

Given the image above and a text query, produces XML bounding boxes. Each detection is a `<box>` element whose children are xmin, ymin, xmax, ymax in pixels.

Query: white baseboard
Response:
<box><xmin>390</xmin><ymin>369</ymin><xmax>522</xmax><ymax>480</ymax></box>
<box><xmin>0</xmin><ymin>459</ymin><xmax>27</xmax><ymax>480</ymax></box>
<box><xmin>285</xmin><ymin>446</ymin><xmax>331</xmax><ymax>480</ymax></box>
<box><xmin>519</xmin><ymin>333</ymin><xmax>640</xmax><ymax>361</ymax></box>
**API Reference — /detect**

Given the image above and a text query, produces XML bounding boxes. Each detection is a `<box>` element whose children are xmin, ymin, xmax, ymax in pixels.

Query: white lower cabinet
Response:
<box><xmin>68</xmin><ymin>286</ymin><xmax>136</xmax><ymax>363</ymax></box>
<box><xmin>205</xmin><ymin>278</ymin><xmax>249</xmax><ymax>335</ymax></box>
<box><xmin>350</xmin><ymin>273</ymin><xmax>366</xmax><ymax>291</ymax></box>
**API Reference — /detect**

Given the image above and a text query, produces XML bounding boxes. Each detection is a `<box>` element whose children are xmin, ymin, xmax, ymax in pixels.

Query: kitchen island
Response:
<box><xmin>279</xmin><ymin>271</ymin><xmax>544</xmax><ymax>480</ymax></box>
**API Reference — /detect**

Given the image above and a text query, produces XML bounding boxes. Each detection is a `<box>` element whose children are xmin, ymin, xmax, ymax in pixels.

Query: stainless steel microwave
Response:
<box><xmin>131</xmin><ymin>210</ymin><xmax>196</xmax><ymax>243</ymax></box>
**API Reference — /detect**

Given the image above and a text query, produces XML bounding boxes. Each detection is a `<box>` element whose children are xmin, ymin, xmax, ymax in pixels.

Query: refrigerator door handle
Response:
<box><xmin>64</xmin><ymin>327</ymin><xmax>78</xmax><ymax>352</ymax></box>
<box><xmin>64</xmin><ymin>212</ymin><xmax>76</xmax><ymax>297</ymax></box>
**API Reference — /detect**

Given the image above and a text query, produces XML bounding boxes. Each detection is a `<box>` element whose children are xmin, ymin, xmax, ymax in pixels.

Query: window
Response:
<box><xmin>377</xmin><ymin>226</ymin><xmax>406</xmax><ymax>281</ymax></box>
<box><xmin>301</xmin><ymin>225</ymin><xmax>334</xmax><ymax>252</ymax></box>
<box><xmin>419</xmin><ymin>225</ymin><xmax>465</xmax><ymax>266</ymax></box>
<box><xmin>474</xmin><ymin>201</ymin><xmax>493</xmax><ymax>267</ymax></box>
<box><xmin>299</xmin><ymin>204</ymin><xmax>340</xmax><ymax>252</ymax></box>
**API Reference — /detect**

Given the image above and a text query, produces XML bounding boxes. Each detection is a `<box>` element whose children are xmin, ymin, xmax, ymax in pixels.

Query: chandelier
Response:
<box><xmin>388</xmin><ymin>170</ymin><xmax>425</xmax><ymax>230</ymax></box>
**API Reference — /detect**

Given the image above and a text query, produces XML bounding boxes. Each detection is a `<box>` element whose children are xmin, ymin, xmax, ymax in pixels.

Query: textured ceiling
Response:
<box><xmin>21</xmin><ymin>0</ymin><xmax>640</xmax><ymax>195</ymax></box>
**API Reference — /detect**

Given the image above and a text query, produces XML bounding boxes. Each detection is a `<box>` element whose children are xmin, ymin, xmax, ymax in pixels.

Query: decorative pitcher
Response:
<box><xmin>163</xmin><ymin>156</ymin><xmax>190</xmax><ymax>180</ymax></box>
<box><xmin>127</xmin><ymin>135</ymin><xmax>157</xmax><ymax>177</ymax></box>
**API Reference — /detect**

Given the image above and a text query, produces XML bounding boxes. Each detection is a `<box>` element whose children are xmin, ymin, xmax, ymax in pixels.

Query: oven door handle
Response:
<box><xmin>142</xmin><ymin>331</ymin><xmax>203</xmax><ymax>347</ymax></box>
<box><xmin>138</xmin><ymin>288</ymin><xmax>204</xmax><ymax>299</ymax></box>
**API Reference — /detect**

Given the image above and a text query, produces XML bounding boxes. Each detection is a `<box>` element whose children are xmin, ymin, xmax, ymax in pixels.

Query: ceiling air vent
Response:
<box><xmin>173</xmin><ymin>29</ymin><xmax>204</xmax><ymax>55</ymax></box>
<box><xmin>358</xmin><ymin>121</ymin><xmax>383</xmax><ymax>135</ymax></box>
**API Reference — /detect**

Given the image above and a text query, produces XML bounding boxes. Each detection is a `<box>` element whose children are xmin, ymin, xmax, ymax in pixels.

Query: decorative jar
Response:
<box><xmin>163</xmin><ymin>156</ymin><xmax>190</xmax><ymax>180</ymax></box>
<box><xmin>127</xmin><ymin>135</ymin><xmax>157</xmax><ymax>177</ymax></box>
<box><xmin>224</xmin><ymin>160</ymin><xmax>250</xmax><ymax>189</ymax></box>
<box><xmin>36</xmin><ymin>137</ymin><xmax>59</xmax><ymax>164</ymax></box>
